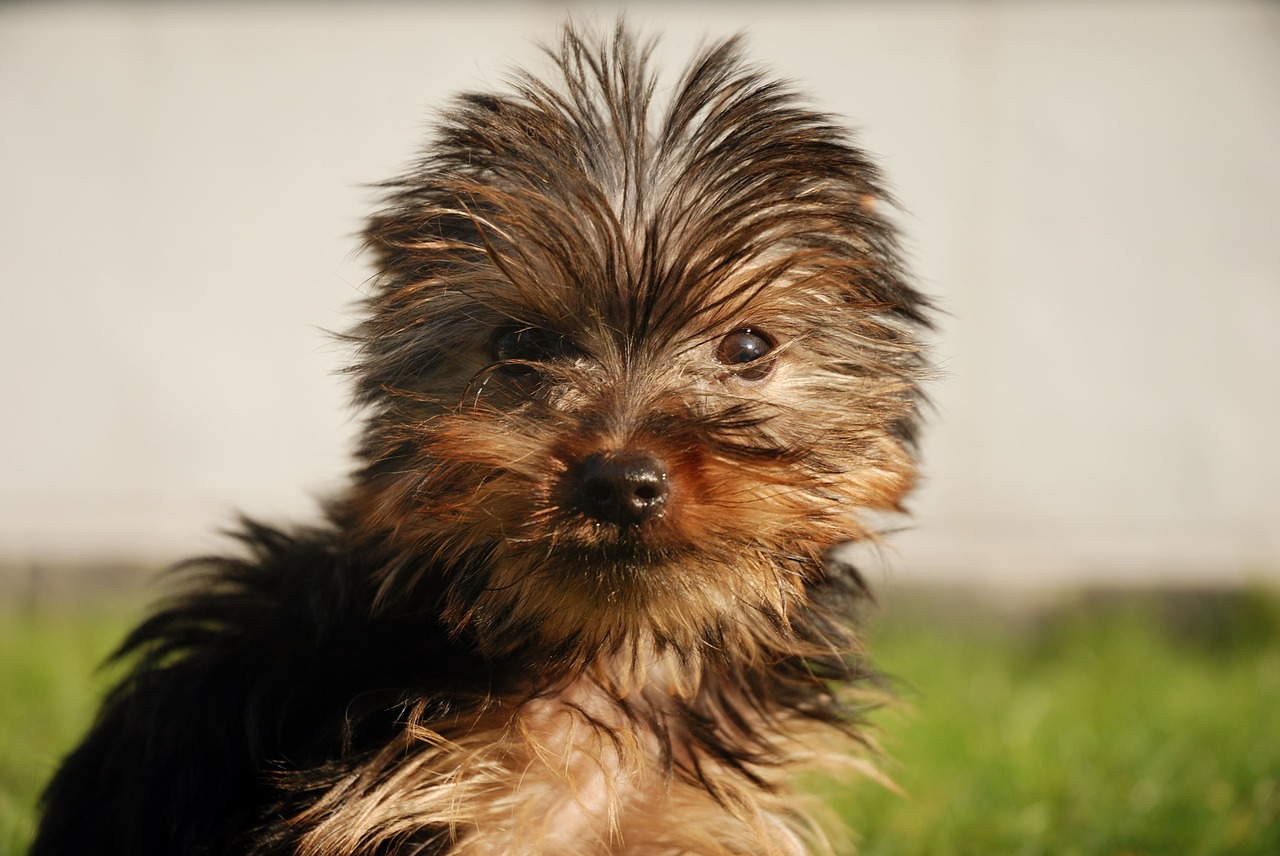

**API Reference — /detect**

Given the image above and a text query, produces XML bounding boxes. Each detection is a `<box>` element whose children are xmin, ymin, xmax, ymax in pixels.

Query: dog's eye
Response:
<box><xmin>491</xmin><ymin>326</ymin><xmax>563</xmax><ymax>375</ymax></box>
<box><xmin>715</xmin><ymin>328</ymin><xmax>775</xmax><ymax>380</ymax></box>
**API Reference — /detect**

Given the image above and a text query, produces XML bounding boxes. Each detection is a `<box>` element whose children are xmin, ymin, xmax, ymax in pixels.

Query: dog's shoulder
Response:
<box><xmin>31</xmin><ymin>517</ymin><xmax>486</xmax><ymax>854</ymax></box>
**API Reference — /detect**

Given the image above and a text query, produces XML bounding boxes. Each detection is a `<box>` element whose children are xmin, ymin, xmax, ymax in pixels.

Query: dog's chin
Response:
<box><xmin>565</xmin><ymin>542</ymin><xmax>683</xmax><ymax>587</ymax></box>
<box><xmin>515</xmin><ymin>525</ymin><xmax>691</xmax><ymax>585</ymax></box>
<box><xmin>493</xmin><ymin>525</ymin><xmax>740</xmax><ymax>630</ymax></box>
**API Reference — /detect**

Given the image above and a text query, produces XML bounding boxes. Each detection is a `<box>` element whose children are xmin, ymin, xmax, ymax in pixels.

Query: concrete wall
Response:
<box><xmin>3</xmin><ymin>1</ymin><xmax>1278</xmax><ymax>589</ymax></box>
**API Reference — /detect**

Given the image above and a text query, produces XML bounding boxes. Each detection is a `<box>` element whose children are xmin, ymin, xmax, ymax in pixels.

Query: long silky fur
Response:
<box><xmin>32</xmin><ymin>23</ymin><xmax>930</xmax><ymax>856</ymax></box>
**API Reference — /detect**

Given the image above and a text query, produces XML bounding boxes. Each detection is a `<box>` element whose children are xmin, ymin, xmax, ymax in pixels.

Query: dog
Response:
<box><xmin>32</xmin><ymin>23</ymin><xmax>931</xmax><ymax>856</ymax></box>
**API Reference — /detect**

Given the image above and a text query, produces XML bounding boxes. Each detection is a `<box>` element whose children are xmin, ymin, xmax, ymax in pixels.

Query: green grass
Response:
<box><xmin>0</xmin><ymin>597</ymin><xmax>139</xmax><ymax>854</ymax></box>
<box><xmin>2</xmin><ymin>590</ymin><xmax>1277</xmax><ymax>854</ymax></box>
<box><xmin>836</xmin><ymin>589</ymin><xmax>1280</xmax><ymax>854</ymax></box>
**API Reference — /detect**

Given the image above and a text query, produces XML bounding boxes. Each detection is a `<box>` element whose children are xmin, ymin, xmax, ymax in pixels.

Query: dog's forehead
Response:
<box><xmin>365</xmin><ymin>30</ymin><xmax>927</xmax><ymax>355</ymax></box>
<box><xmin>451</xmin><ymin>133</ymin><xmax>877</xmax><ymax>341</ymax></box>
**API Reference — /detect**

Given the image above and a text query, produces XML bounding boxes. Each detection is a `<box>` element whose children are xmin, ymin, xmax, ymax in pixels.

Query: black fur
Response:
<box><xmin>33</xmin><ymin>514</ymin><xmax>873</xmax><ymax>854</ymax></box>
<box><xmin>33</xmin><ymin>23</ymin><xmax>926</xmax><ymax>855</ymax></box>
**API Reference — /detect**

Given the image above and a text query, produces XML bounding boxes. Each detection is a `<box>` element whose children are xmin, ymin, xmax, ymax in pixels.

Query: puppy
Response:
<box><xmin>33</xmin><ymin>23</ymin><xmax>931</xmax><ymax>856</ymax></box>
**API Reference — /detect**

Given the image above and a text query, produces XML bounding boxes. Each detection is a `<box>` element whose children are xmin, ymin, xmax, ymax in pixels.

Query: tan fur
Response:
<box><xmin>310</xmin><ymin>24</ymin><xmax>933</xmax><ymax>852</ymax></box>
<box><xmin>293</xmin><ymin>671</ymin><xmax>873</xmax><ymax>856</ymax></box>
<box><xmin>32</xmin><ymin>24</ymin><xmax>930</xmax><ymax>856</ymax></box>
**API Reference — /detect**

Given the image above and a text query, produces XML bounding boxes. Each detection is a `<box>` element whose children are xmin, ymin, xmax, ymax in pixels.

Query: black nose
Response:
<box><xmin>574</xmin><ymin>451</ymin><xmax>670</xmax><ymax>527</ymax></box>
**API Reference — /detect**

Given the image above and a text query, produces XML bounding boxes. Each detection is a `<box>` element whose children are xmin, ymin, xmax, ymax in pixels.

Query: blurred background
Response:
<box><xmin>3</xmin><ymin>4</ymin><xmax>1279</xmax><ymax>852</ymax></box>
<box><xmin>2</xmin><ymin>0</ymin><xmax>1278</xmax><ymax>593</ymax></box>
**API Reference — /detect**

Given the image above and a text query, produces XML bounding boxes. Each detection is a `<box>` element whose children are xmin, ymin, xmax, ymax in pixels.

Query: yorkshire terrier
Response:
<box><xmin>33</xmin><ymin>24</ymin><xmax>931</xmax><ymax>856</ymax></box>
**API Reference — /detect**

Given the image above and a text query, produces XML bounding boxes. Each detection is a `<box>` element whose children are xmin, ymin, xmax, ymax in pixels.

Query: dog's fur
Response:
<box><xmin>33</xmin><ymin>25</ymin><xmax>930</xmax><ymax>856</ymax></box>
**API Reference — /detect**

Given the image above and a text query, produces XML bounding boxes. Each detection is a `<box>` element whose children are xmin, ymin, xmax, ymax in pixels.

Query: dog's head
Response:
<box><xmin>349</xmin><ymin>26</ymin><xmax>930</xmax><ymax>665</ymax></box>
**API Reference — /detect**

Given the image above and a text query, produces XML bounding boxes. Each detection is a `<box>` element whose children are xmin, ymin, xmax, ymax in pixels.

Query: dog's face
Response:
<box><xmin>349</xmin><ymin>33</ymin><xmax>929</xmax><ymax>664</ymax></box>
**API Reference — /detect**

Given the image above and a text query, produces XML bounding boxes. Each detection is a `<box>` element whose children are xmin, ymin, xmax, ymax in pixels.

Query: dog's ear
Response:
<box><xmin>363</xmin><ymin>212</ymin><xmax>405</xmax><ymax>279</ymax></box>
<box><xmin>363</xmin><ymin>209</ymin><xmax>440</xmax><ymax>283</ymax></box>
<box><xmin>363</xmin><ymin>205</ymin><xmax>487</xmax><ymax>288</ymax></box>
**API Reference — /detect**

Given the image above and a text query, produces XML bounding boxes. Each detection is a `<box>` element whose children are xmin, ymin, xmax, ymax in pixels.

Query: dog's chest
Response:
<box><xmin>295</xmin><ymin>663</ymin><xmax>808</xmax><ymax>855</ymax></box>
<box><xmin>408</xmin><ymin>679</ymin><xmax>804</xmax><ymax>855</ymax></box>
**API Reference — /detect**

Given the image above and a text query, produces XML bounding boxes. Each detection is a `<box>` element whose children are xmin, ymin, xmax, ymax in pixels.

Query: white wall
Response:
<box><xmin>3</xmin><ymin>1</ymin><xmax>1278</xmax><ymax>588</ymax></box>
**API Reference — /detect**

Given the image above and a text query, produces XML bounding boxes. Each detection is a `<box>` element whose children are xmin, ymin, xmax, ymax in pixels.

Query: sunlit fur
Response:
<box><xmin>33</xmin><ymin>24</ymin><xmax>930</xmax><ymax>856</ymax></box>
